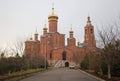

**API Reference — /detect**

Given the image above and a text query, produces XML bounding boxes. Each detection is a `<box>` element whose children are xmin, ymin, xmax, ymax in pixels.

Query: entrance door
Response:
<box><xmin>65</xmin><ymin>62</ymin><xmax>69</xmax><ymax>67</ymax></box>
<box><xmin>62</xmin><ymin>51</ymin><xmax>66</xmax><ymax>60</ymax></box>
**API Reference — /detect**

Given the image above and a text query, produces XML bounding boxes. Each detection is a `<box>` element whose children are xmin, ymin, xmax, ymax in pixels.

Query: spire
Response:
<box><xmin>35</xmin><ymin>26</ymin><xmax>38</xmax><ymax>34</ymax></box>
<box><xmin>69</xmin><ymin>25</ymin><xmax>74</xmax><ymax>38</ymax></box>
<box><xmin>52</xmin><ymin>2</ymin><xmax>54</xmax><ymax>15</ymax></box>
<box><xmin>87</xmin><ymin>16</ymin><xmax>92</xmax><ymax>26</ymax></box>
<box><xmin>69</xmin><ymin>25</ymin><xmax>73</xmax><ymax>33</ymax></box>
<box><xmin>34</xmin><ymin>27</ymin><xmax>38</xmax><ymax>41</ymax></box>
<box><xmin>88</xmin><ymin>16</ymin><xmax>90</xmax><ymax>21</ymax></box>
<box><xmin>43</xmin><ymin>24</ymin><xmax>47</xmax><ymax>30</ymax></box>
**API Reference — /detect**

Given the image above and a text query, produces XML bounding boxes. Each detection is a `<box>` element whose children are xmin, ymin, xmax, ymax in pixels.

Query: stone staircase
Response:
<box><xmin>54</xmin><ymin>60</ymin><xmax>62</xmax><ymax>68</ymax></box>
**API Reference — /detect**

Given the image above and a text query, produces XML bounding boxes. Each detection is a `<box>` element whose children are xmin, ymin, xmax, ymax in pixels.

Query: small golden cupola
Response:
<box><xmin>43</xmin><ymin>24</ymin><xmax>47</xmax><ymax>35</ymax></box>
<box><xmin>48</xmin><ymin>4</ymin><xmax>58</xmax><ymax>33</ymax></box>
<box><xmin>67</xmin><ymin>26</ymin><xmax>76</xmax><ymax>46</ymax></box>
<box><xmin>69</xmin><ymin>27</ymin><xmax>73</xmax><ymax>33</ymax></box>
<box><xmin>43</xmin><ymin>24</ymin><xmax>47</xmax><ymax>30</ymax></box>
<box><xmin>34</xmin><ymin>28</ymin><xmax>38</xmax><ymax>41</ymax></box>
<box><xmin>69</xmin><ymin>27</ymin><xmax>74</xmax><ymax>38</ymax></box>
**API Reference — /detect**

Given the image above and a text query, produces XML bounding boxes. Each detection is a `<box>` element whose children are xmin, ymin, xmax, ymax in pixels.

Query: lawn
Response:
<box><xmin>0</xmin><ymin>68</ymin><xmax>52</xmax><ymax>81</ymax></box>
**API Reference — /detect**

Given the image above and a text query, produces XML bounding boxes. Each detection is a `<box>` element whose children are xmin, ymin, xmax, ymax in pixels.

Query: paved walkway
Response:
<box><xmin>20</xmin><ymin>68</ymin><xmax>99</xmax><ymax>81</ymax></box>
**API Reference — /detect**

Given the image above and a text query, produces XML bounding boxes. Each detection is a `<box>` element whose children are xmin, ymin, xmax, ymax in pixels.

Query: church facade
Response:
<box><xmin>25</xmin><ymin>6</ymin><xmax>96</xmax><ymax>67</ymax></box>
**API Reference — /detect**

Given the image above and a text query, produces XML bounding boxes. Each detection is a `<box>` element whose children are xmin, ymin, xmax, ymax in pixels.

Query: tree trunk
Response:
<box><xmin>108</xmin><ymin>64</ymin><xmax>111</xmax><ymax>79</ymax></box>
<box><xmin>100</xmin><ymin>67</ymin><xmax>103</xmax><ymax>76</ymax></box>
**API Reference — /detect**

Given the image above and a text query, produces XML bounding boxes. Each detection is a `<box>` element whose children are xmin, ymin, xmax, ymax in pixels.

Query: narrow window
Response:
<box><xmin>62</xmin><ymin>51</ymin><xmax>66</xmax><ymax>60</ymax></box>
<box><xmin>50</xmin><ymin>53</ymin><xmax>52</xmax><ymax>59</ymax></box>
<box><xmin>91</xmin><ymin>29</ymin><xmax>93</xmax><ymax>33</ymax></box>
<box><xmin>56</xmin><ymin>37</ymin><xmax>57</xmax><ymax>44</ymax></box>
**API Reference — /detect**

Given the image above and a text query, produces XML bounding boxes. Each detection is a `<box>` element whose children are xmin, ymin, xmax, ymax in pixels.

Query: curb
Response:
<box><xmin>80</xmin><ymin>70</ymin><xmax>106</xmax><ymax>81</ymax></box>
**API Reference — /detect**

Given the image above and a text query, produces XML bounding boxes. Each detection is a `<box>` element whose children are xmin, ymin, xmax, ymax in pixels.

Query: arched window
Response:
<box><xmin>91</xmin><ymin>29</ymin><xmax>93</xmax><ymax>33</ymax></box>
<box><xmin>50</xmin><ymin>53</ymin><xmax>52</xmax><ymax>59</ymax></box>
<box><xmin>62</xmin><ymin>51</ymin><xmax>66</xmax><ymax>60</ymax></box>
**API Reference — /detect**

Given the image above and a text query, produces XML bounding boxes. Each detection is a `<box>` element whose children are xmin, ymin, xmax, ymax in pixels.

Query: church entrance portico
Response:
<box><xmin>65</xmin><ymin>62</ymin><xmax>69</xmax><ymax>67</ymax></box>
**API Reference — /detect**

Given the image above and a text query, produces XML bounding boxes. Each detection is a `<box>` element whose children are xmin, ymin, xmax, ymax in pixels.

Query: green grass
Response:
<box><xmin>5</xmin><ymin>67</ymin><xmax>52</xmax><ymax>81</ymax></box>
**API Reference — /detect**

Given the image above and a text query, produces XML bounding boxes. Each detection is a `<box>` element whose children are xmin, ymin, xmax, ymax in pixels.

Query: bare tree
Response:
<box><xmin>97</xmin><ymin>21</ymin><xmax>120</xmax><ymax>79</ymax></box>
<box><xmin>9</xmin><ymin>39</ymin><xmax>25</xmax><ymax>56</ymax></box>
<box><xmin>0</xmin><ymin>47</ymin><xmax>2</xmax><ymax>58</ymax></box>
<box><xmin>0</xmin><ymin>47</ymin><xmax>10</xmax><ymax>58</ymax></box>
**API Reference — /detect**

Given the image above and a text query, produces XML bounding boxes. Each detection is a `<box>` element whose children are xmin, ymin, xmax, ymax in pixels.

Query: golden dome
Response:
<box><xmin>43</xmin><ymin>24</ymin><xmax>47</xmax><ymax>30</ymax></box>
<box><xmin>69</xmin><ymin>27</ymin><xmax>73</xmax><ymax>33</ymax></box>
<box><xmin>48</xmin><ymin>5</ymin><xmax>58</xmax><ymax>21</ymax></box>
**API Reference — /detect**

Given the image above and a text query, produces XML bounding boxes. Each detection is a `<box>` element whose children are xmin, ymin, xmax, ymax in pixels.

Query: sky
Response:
<box><xmin>0</xmin><ymin>0</ymin><xmax>120</xmax><ymax>48</ymax></box>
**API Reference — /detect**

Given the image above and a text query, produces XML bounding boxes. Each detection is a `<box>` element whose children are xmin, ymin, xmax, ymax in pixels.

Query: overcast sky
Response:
<box><xmin>0</xmin><ymin>0</ymin><xmax>120</xmax><ymax>48</ymax></box>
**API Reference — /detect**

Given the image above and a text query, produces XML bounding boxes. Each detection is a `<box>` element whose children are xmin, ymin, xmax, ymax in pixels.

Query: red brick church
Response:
<box><xmin>25</xmin><ymin>6</ymin><xmax>96</xmax><ymax>67</ymax></box>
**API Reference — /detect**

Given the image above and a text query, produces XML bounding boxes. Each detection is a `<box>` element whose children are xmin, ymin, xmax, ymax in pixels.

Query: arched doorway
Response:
<box><xmin>65</xmin><ymin>62</ymin><xmax>69</xmax><ymax>67</ymax></box>
<box><xmin>62</xmin><ymin>51</ymin><xmax>66</xmax><ymax>60</ymax></box>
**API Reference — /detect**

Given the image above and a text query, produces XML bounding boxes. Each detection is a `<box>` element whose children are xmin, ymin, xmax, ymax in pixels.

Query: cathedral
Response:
<box><xmin>25</xmin><ymin>6</ymin><xmax>96</xmax><ymax>67</ymax></box>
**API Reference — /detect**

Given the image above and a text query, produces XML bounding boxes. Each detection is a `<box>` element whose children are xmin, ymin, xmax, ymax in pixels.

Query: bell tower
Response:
<box><xmin>84</xmin><ymin>16</ymin><xmax>96</xmax><ymax>48</ymax></box>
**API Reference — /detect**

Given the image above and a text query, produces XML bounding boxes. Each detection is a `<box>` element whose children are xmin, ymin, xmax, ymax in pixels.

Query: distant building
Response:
<box><xmin>25</xmin><ymin>6</ymin><xmax>96</xmax><ymax>67</ymax></box>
